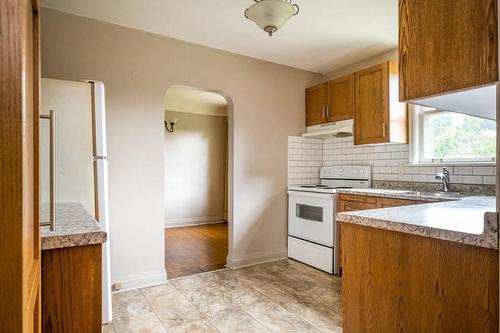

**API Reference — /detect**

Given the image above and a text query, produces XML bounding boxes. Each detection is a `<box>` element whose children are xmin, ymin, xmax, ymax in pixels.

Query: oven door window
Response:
<box><xmin>296</xmin><ymin>204</ymin><xmax>323</xmax><ymax>222</ymax></box>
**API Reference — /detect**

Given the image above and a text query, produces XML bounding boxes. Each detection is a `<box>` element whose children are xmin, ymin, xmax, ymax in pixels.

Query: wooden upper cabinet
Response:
<box><xmin>354</xmin><ymin>61</ymin><xmax>407</xmax><ymax>145</ymax></box>
<box><xmin>399</xmin><ymin>0</ymin><xmax>498</xmax><ymax>100</ymax></box>
<box><xmin>306</xmin><ymin>76</ymin><xmax>354</xmax><ymax>126</ymax></box>
<box><xmin>355</xmin><ymin>64</ymin><xmax>387</xmax><ymax>144</ymax></box>
<box><xmin>305</xmin><ymin>83</ymin><xmax>328</xmax><ymax>126</ymax></box>
<box><xmin>327</xmin><ymin>74</ymin><xmax>354</xmax><ymax>122</ymax></box>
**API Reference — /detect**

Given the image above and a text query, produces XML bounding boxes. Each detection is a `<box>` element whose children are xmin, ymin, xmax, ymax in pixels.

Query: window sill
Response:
<box><xmin>406</xmin><ymin>161</ymin><xmax>496</xmax><ymax>167</ymax></box>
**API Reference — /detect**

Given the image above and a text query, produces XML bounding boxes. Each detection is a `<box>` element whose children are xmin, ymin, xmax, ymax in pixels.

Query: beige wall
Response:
<box><xmin>41</xmin><ymin>8</ymin><xmax>321</xmax><ymax>288</ymax></box>
<box><xmin>164</xmin><ymin>111</ymin><xmax>228</xmax><ymax>227</ymax></box>
<box><xmin>323</xmin><ymin>48</ymin><xmax>397</xmax><ymax>81</ymax></box>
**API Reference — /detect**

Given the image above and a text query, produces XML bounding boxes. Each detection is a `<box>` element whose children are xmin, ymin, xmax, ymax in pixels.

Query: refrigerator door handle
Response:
<box><xmin>40</xmin><ymin>110</ymin><xmax>56</xmax><ymax>231</ymax></box>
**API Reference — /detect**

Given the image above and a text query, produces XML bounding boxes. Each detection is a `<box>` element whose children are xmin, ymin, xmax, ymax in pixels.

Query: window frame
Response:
<box><xmin>409</xmin><ymin>105</ymin><xmax>496</xmax><ymax>165</ymax></box>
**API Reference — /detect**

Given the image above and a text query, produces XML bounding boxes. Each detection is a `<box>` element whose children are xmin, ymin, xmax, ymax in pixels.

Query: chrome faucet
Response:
<box><xmin>435</xmin><ymin>167</ymin><xmax>451</xmax><ymax>192</ymax></box>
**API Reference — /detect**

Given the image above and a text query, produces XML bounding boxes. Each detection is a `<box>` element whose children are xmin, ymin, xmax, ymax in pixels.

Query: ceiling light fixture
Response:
<box><xmin>244</xmin><ymin>0</ymin><xmax>299</xmax><ymax>37</ymax></box>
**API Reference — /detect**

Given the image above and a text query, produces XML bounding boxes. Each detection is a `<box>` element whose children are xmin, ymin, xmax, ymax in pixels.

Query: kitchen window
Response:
<box><xmin>410</xmin><ymin>106</ymin><xmax>496</xmax><ymax>164</ymax></box>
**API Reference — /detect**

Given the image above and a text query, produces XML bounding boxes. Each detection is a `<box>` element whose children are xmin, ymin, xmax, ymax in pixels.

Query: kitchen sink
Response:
<box><xmin>382</xmin><ymin>190</ymin><xmax>417</xmax><ymax>195</ymax></box>
<box><xmin>383</xmin><ymin>190</ymin><xmax>461</xmax><ymax>199</ymax></box>
<box><xmin>416</xmin><ymin>191</ymin><xmax>462</xmax><ymax>198</ymax></box>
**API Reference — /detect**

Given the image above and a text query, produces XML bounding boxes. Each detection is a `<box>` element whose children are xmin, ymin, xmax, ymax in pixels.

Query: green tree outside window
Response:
<box><xmin>423</xmin><ymin>112</ymin><xmax>496</xmax><ymax>160</ymax></box>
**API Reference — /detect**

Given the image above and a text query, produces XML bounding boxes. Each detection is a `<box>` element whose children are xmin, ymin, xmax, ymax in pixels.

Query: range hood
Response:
<box><xmin>409</xmin><ymin>84</ymin><xmax>497</xmax><ymax>120</ymax></box>
<box><xmin>302</xmin><ymin>119</ymin><xmax>353</xmax><ymax>138</ymax></box>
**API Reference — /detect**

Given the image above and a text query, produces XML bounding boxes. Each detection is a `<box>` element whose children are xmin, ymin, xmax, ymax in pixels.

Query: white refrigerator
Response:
<box><xmin>41</xmin><ymin>78</ymin><xmax>113</xmax><ymax>324</ymax></box>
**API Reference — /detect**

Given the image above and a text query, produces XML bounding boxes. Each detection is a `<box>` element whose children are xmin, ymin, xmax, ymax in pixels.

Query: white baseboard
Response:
<box><xmin>226</xmin><ymin>247</ymin><xmax>288</xmax><ymax>269</ymax></box>
<box><xmin>112</xmin><ymin>270</ymin><xmax>167</xmax><ymax>293</ymax></box>
<box><xmin>165</xmin><ymin>215</ymin><xmax>226</xmax><ymax>228</ymax></box>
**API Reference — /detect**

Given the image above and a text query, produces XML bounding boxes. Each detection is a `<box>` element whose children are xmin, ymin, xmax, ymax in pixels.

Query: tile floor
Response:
<box><xmin>103</xmin><ymin>259</ymin><xmax>342</xmax><ymax>333</ymax></box>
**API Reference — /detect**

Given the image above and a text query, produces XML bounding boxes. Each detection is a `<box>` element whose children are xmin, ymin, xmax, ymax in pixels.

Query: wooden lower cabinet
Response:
<box><xmin>42</xmin><ymin>244</ymin><xmax>102</xmax><ymax>333</ymax></box>
<box><xmin>337</xmin><ymin>193</ymin><xmax>433</xmax><ymax>277</ymax></box>
<box><xmin>338</xmin><ymin>193</ymin><xmax>416</xmax><ymax>212</ymax></box>
<box><xmin>341</xmin><ymin>223</ymin><xmax>498</xmax><ymax>332</ymax></box>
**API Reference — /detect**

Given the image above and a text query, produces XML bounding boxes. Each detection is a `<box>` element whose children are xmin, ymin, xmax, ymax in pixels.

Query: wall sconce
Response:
<box><xmin>164</xmin><ymin>117</ymin><xmax>179</xmax><ymax>133</ymax></box>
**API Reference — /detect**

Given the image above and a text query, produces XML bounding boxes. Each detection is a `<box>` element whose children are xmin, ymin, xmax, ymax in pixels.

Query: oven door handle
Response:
<box><xmin>287</xmin><ymin>190</ymin><xmax>336</xmax><ymax>199</ymax></box>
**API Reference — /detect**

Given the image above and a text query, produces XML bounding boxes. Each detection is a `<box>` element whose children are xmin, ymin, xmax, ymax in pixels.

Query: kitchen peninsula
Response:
<box><xmin>337</xmin><ymin>194</ymin><xmax>498</xmax><ymax>332</ymax></box>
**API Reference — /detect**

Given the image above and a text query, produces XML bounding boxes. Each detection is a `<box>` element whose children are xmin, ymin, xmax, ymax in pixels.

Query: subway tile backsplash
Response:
<box><xmin>288</xmin><ymin>136</ymin><xmax>323</xmax><ymax>185</ymax></box>
<box><xmin>288</xmin><ymin>136</ymin><xmax>495</xmax><ymax>186</ymax></box>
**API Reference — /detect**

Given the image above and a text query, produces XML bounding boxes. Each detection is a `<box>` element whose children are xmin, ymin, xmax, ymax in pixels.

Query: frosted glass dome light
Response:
<box><xmin>244</xmin><ymin>0</ymin><xmax>300</xmax><ymax>36</ymax></box>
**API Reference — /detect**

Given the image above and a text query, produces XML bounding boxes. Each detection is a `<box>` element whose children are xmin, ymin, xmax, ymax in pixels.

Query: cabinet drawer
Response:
<box><xmin>339</xmin><ymin>194</ymin><xmax>377</xmax><ymax>204</ymax></box>
<box><xmin>377</xmin><ymin>197</ymin><xmax>415</xmax><ymax>208</ymax></box>
<box><xmin>339</xmin><ymin>200</ymin><xmax>377</xmax><ymax>212</ymax></box>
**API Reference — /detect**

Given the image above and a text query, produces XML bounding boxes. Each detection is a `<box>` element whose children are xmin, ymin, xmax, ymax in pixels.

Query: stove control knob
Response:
<box><xmin>339</xmin><ymin>167</ymin><xmax>344</xmax><ymax>172</ymax></box>
<box><xmin>354</xmin><ymin>168</ymin><xmax>358</xmax><ymax>173</ymax></box>
<box><xmin>359</xmin><ymin>169</ymin><xmax>364</xmax><ymax>174</ymax></box>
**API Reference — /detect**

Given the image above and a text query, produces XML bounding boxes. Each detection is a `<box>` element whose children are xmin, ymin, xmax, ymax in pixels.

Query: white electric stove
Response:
<box><xmin>287</xmin><ymin>165</ymin><xmax>371</xmax><ymax>274</ymax></box>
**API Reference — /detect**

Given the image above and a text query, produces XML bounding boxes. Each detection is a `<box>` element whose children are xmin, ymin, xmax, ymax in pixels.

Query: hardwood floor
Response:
<box><xmin>165</xmin><ymin>223</ymin><xmax>228</xmax><ymax>279</ymax></box>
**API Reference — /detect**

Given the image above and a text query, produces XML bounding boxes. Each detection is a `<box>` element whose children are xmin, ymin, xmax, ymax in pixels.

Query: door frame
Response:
<box><xmin>0</xmin><ymin>0</ymin><xmax>41</xmax><ymax>332</ymax></box>
<box><xmin>496</xmin><ymin>1</ymin><xmax>500</xmax><ymax>324</ymax></box>
<box><xmin>163</xmin><ymin>85</ymin><xmax>235</xmax><ymax>275</ymax></box>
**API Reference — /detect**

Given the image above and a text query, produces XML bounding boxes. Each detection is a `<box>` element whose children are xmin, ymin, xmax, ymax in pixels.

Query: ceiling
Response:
<box><xmin>165</xmin><ymin>86</ymin><xmax>228</xmax><ymax>117</ymax></box>
<box><xmin>41</xmin><ymin>0</ymin><xmax>398</xmax><ymax>74</ymax></box>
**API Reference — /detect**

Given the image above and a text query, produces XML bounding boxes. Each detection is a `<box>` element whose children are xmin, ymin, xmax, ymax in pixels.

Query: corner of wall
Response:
<box><xmin>226</xmin><ymin>247</ymin><xmax>288</xmax><ymax>269</ymax></box>
<box><xmin>112</xmin><ymin>269</ymin><xmax>167</xmax><ymax>292</ymax></box>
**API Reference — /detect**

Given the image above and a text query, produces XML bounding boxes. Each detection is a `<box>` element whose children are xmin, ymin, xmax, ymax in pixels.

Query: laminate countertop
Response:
<box><xmin>41</xmin><ymin>202</ymin><xmax>107</xmax><ymax>250</ymax></box>
<box><xmin>337</xmin><ymin>193</ymin><xmax>498</xmax><ymax>249</ymax></box>
<box><xmin>337</xmin><ymin>187</ymin><xmax>462</xmax><ymax>202</ymax></box>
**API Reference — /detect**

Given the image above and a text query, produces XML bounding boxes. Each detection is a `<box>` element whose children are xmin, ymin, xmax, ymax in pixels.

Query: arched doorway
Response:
<box><xmin>163</xmin><ymin>85</ymin><xmax>234</xmax><ymax>279</ymax></box>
